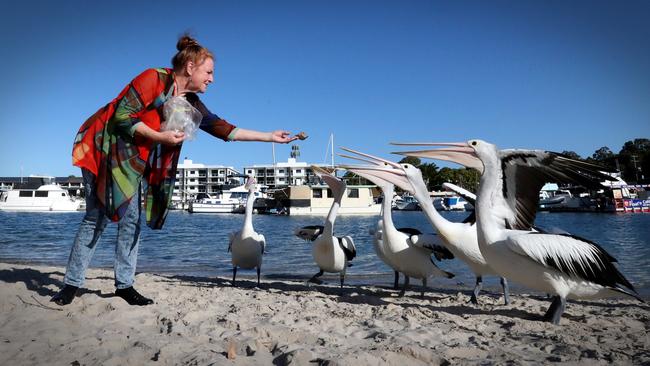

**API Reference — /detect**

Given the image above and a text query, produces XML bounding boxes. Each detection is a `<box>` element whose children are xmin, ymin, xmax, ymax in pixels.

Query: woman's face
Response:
<box><xmin>188</xmin><ymin>57</ymin><xmax>214</xmax><ymax>93</ymax></box>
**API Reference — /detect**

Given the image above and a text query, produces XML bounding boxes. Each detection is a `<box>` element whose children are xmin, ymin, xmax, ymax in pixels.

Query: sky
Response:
<box><xmin>0</xmin><ymin>0</ymin><xmax>648</xmax><ymax>177</ymax></box>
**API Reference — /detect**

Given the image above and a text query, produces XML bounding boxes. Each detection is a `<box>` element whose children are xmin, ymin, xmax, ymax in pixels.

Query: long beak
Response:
<box><xmin>390</xmin><ymin>142</ymin><xmax>484</xmax><ymax>173</ymax></box>
<box><xmin>340</xmin><ymin>147</ymin><xmax>402</xmax><ymax>169</ymax></box>
<box><xmin>338</xmin><ymin>147</ymin><xmax>419</xmax><ymax>192</ymax></box>
<box><xmin>339</xmin><ymin>163</ymin><xmax>416</xmax><ymax>194</ymax></box>
<box><xmin>311</xmin><ymin>165</ymin><xmax>334</xmax><ymax>177</ymax></box>
<box><xmin>312</xmin><ymin>165</ymin><xmax>345</xmax><ymax>191</ymax></box>
<box><xmin>345</xmin><ymin>168</ymin><xmax>390</xmax><ymax>189</ymax></box>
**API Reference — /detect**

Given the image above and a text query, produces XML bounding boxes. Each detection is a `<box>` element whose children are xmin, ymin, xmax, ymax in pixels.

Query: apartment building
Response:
<box><xmin>242</xmin><ymin>158</ymin><xmax>328</xmax><ymax>189</ymax></box>
<box><xmin>172</xmin><ymin>159</ymin><xmax>241</xmax><ymax>207</ymax></box>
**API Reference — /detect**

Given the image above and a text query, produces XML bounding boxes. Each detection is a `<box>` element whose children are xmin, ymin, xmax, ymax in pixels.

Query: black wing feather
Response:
<box><xmin>500</xmin><ymin>150</ymin><xmax>615</xmax><ymax>230</ymax></box>
<box><xmin>337</xmin><ymin>236</ymin><xmax>357</xmax><ymax>261</ymax></box>
<box><xmin>528</xmin><ymin>233</ymin><xmax>637</xmax><ymax>295</ymax></box>
<box><xmin>396</xmin><ymin>227</ymin><xmax>422</xmax><ymax>236</ymax></box>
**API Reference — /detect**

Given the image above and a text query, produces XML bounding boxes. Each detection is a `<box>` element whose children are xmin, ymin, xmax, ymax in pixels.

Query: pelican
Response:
<box><xmin>228</xmin><ymin>176</ymin><xmax>265</xmax><ymax>286</ymax></box>
<box><xmin>351</xmin><ymin>154</ymin><xmax>452</xmax><ymax>292</ymax></box>
<box><xmin>370</xmin><ymin>196</ymin><xmax>402</xmax><ymax>290</ymax></box>
<box><xmin>295</xmin><ymin>166</ymin><xmax>356</xmax><ymax>288</ymax></box>
<box><xmin>366</xmin><ymin>172</ymin><xmax>455</xmax><ymax>294</ymax></box>
<box><xmin>339</xmin><ymin>162</ymin><xmax>455</xmax><ymax>298</ymax></box>
<box><xmin>340</xmin><ymin>148</ymin><xmax>509</xmax><ymax>304</ymax></box>
<box><xmin>393</xmin><ymin>140</ymin><xmax>642</xmax><ymax>324</ymax></box>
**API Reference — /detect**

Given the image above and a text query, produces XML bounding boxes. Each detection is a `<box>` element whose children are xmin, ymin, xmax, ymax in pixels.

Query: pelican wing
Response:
<box><xmin>409</xmin><ymin>233</ymin><xmax>455</xmax><ymax>260</ymax></box>
<box><xmin>294</xmin><ymin>225</ymin><xmax>324</xmax><ymax>241</ymax></box>
<box><xmin>507</xmin><ymin>232</ymin><xmax>638</xmax><ymax>297</ymax></box>
<box><xmin>442</xmin><ymin>182</ymin><xmax>477</xmax><ymax>224</ymax></box>
<box><xmin>461</xmin><ymin>211</ymin><xmax>476</xmax><ymax>225</ymax></box>
<box><xmin>442</xmin><ymin>182</ymin><xmax>476</xmax><ymax>206</ymax></box>
<box><xmin>338</xmin><ymin>235</ymin><xmax>357</xmax><ymax>261</ymax></box>
<box><xmin>499</xmin><ymin>150</ymin><xmax>614</xmax><ymax>230</ymax></box>
<box><xmin>259</xmin><ymin>233</ymin><xmax>266</xmax><ymax>255</ymax></box>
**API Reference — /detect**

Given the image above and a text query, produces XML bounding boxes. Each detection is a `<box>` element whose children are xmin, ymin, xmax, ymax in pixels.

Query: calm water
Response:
<box><xmin>1</xmin><ymin>210</ymin><xmax>649</xmax><ymax>297</ymax></box>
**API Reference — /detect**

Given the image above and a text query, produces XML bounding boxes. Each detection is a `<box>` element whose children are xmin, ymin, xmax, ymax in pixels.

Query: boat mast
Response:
<box><xmin>331</xmin><ymin>133</ymin><xmax>335</xmax><ymax>168</ymax></box>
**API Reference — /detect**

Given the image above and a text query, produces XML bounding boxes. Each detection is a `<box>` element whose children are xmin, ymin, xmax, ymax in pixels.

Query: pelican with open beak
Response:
<box><xmin>339</xmin><ymin>147</ymin><xmax>510</xmax><ymax>304</ymax></box>
<box><xmin>391</xmin><ymin>139</ymin><xmax>641</xmax><ymax>324</ymax></box>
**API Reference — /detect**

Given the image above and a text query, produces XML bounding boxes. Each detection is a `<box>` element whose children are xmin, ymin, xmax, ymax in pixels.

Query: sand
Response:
<box><xmin>0</xmin><ymin>262</ymin><xmax>648</xmax><ymax>365</ymax></box>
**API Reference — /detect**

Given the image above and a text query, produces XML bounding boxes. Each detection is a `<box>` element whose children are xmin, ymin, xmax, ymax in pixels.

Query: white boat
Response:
<box><xmin>0</xmin><ymin>184</ymin><xmax>82</xmax><ymax>212</ymax></box>
<box><xmin>393</xmin><ymin>194</ymin><xmax>420</xmax><ymax>211</ymax></box>
<box><xmin>189</xmin><ymin>195</ymin><xmax>243</xmax><ymax>213</ymax></box>
<box><xmin>188</xmin><ymin>184</ymin><xmax>267</xmax><ymax>213</ymax></box>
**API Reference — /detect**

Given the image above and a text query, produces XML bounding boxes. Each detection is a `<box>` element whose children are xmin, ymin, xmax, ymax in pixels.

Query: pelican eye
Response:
<box><xmin>471</xmin><ymin>141</ymin><xmax>477</xmax><ymax>146</ymax></box>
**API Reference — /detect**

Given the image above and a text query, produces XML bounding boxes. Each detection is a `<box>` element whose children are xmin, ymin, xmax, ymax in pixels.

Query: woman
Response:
<box><xmin>51</xmin><ymin>35</ymin><xmax>299</xmax><ymax>306</ymax></box>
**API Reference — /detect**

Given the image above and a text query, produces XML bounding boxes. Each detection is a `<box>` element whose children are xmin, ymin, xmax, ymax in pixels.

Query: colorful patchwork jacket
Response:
<box><xmin>72</xmin><ymin>68</ymin><xmax>236</xmax><ymax>229</ymax></box>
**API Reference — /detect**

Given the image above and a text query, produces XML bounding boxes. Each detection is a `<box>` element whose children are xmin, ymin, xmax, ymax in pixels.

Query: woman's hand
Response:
<box><xmin>270</xmin><ymin>130</ymin><xmax>299</xmax><ymax>144</ymax></box>
<box><xmin>158</xmin><ymin>130</ymin><xmax>186</xmax><ymax>146</ymax></box>
<box><xmin>134</xmin><ymin>123</ymin><xmax>185</xmax><ymax>146</ymax></box>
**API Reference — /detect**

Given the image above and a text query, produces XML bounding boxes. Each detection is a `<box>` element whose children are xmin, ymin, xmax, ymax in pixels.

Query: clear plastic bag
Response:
<box><xmin>162</xmin><ymin>96</ymin><xmax>203</xmax><ymax>140</ymax></box>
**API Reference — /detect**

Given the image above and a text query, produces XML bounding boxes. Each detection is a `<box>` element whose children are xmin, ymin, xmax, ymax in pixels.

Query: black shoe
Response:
<box><xmin>50</xmin><ymin>285</ymin><xmax>79</xmax><ymax>306</ymax></box>
<box><xmin>115</xmin><ymin>287</ymin><xmax>154</xmax><ymax>306</ymax></box>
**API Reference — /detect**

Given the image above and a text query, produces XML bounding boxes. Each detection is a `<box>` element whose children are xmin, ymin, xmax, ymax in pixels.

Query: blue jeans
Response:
<box><xmin>63</xmin><ymin>169</ymin><xmax>142</xmax><ymax>289</ymax></box>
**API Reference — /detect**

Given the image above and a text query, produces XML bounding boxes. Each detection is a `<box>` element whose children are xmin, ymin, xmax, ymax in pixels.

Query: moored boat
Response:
<box><xmin>188</xmin><ymin>184</ymin><xmax>267</xmax><ymax>213</ymax></box>
<box><xmin>0</xmin><ymin>184</ymin><xmax>82</xmax><ymax>212</ymax></box>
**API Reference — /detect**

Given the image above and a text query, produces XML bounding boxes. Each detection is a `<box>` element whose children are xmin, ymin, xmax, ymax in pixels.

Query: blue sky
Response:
<box><xmin>0</xmin><ymin>0</ymin><xmax>648</xmax><ymax>177</ymax></box>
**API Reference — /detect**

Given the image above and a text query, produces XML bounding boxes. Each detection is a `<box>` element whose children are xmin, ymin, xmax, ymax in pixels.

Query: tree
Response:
<box><xmin>398</xmin><ymin>156</ymin><xmax>421</xmax><ymax>167</ymax></box>
<box><xmin>620</xmin><ymin>138</ymin><xmax>650</xmax><ymax>154</ymax></box>
<box><xmin>588</xmin><ymin>146</ymin><xmax>617</xmax><ymax>172</ymax></box>
<box><xmin>560</xmin><ymin>150</ymin><xmax>582</xmax><ymax>160</ymax></box>
<box><xmin>591</xmin><ymin>146</ymin><xmax>614</xmax><ymax>161</ymax></box>
<box><xmin>456</xmin><ymin>168</ymin><xmax>480</xmax><ymax>193</ymax></box>
<box><xmin>342</xmin><ymin>170</ymin><xmax>371</xmax><ymax>185</ymax></box>
<box><xmin>618</xmin><ymin>138</ymin><xmax>650</xmax><ymax>183</ymax></box>
<box><xmin>418</xmin><ymin>162</ymin><xmax>439</xmax><ymax>190</ymax></box>
<box><xmin>431</xmin><ymin>167</ymin><xmax>457</xmax><ymax>188</ymax></box>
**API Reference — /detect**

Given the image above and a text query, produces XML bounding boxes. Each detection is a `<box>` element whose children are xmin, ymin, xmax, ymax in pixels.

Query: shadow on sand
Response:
<box><xmin>2</xmin><ymin>265</ymin><xmax>645</xmax><ymax>321</ymax></box>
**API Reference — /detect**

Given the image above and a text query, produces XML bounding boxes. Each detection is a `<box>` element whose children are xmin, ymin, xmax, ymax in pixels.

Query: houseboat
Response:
<box><xmin>0</xmin><ymin>183</ymin><xmax>82</xmax><ymax>212</ymax></box>
<box><xmin>275</xmin><ymin>184</ymin><xmax>380</xmax><ymax>215</ymax></box>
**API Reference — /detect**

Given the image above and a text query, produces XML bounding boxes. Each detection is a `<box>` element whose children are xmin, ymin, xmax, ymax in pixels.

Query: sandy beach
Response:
<box><xmin>0</xmin><ymin>262</ymin><xmax>648</xmax><ymax>365</ymax></box>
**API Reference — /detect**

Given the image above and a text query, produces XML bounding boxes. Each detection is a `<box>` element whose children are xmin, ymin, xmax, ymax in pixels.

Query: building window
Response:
<box><xmin>295</xmin><ymin>169</ymin><xmax>302</xmax><ymax>174</ymax></box>
<box><xmin>347</xmin><ymin>188</ymin><xmax>359</xmax><ymax>198</ymax></box>
<box><xmin>190</xmin><ymin>179</ymin><xmax>195</xmax><ymax>182</ymax></box>
<box><xmin>327</xmin><ymin>188</ymin><xmax>333</xmax><ymax>198</ymax></box>
<box><xmin>313</xmin><ymin>189</ymin><xmax>322</xmax><ymax>198</ymax></box>
<box><xmin>279</xmin><ymin>169</ymin><xmax>284</xmax><ymax>174</ymax></box>
<box><xmin>190</xmin><ymin>170</ymin><xmax>196</xmax><ymax>174</ymax></box>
